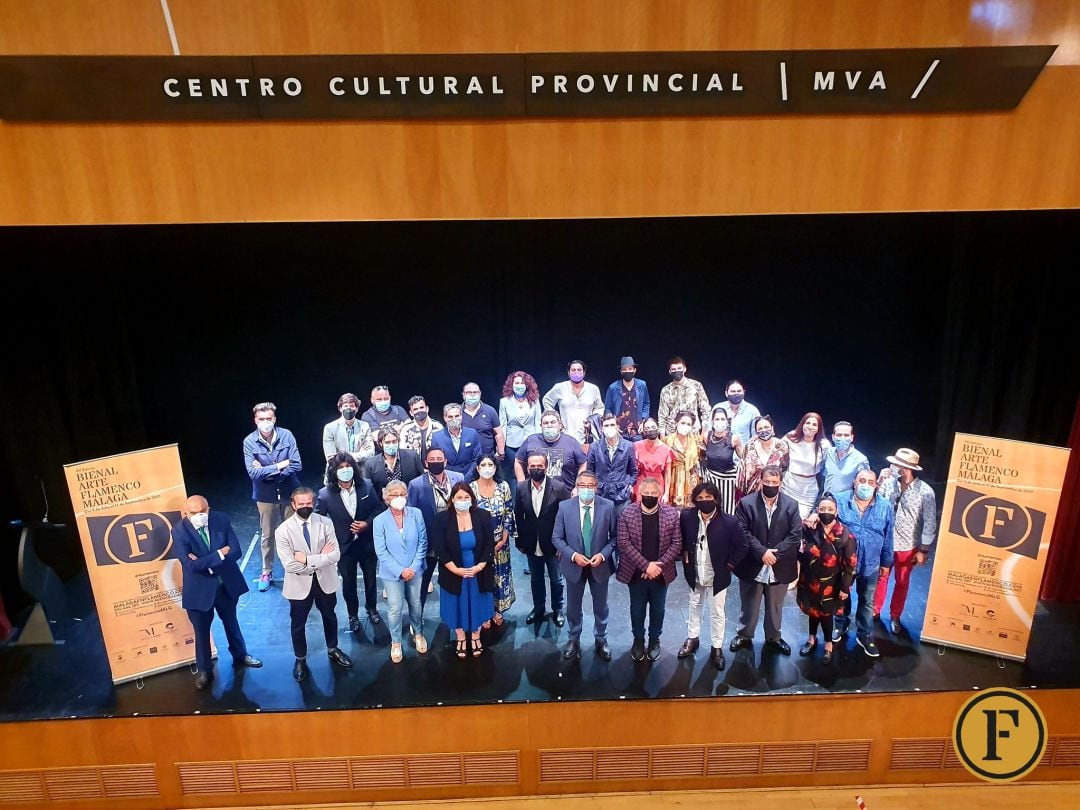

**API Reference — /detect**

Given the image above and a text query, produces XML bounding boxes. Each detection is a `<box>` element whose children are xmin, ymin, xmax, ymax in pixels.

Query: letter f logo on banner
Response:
<box><xmin>979</xmin><ymin>504</ymin><xmax>1014</xmax><ymax>541</ymax></box>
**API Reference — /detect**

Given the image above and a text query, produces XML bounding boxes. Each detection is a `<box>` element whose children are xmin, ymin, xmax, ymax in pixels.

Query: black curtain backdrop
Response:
<box><xmin>1</xmin><ymin>212</ymin><xmax>1076</xmax><ymax>564</ymax></box>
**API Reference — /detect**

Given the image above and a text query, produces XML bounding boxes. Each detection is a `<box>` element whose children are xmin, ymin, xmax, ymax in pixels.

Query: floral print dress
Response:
<box><xmin>797</xmin><ymin>521</ymin><xmax>857</xmax><ymax>619</ymax></box>
<box><xmin>470</xmin><ymin>479</ymin><xmax>517</xmax><ymax>613</ymax></box>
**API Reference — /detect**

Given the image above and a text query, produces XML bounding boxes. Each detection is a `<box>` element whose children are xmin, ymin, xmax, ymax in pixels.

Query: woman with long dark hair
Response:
<box><xmin>436</xmin><ymin>483</ymin><xmax>496</xmax><ymax>657</ymax></box>
<box><xmin>781</xmin><ymin>411</ymin><xmax>831</xmax><ymax>520</ymax></box>
<box><xmin>469</xmin><ymin>454</ymin><xmax>516</xmax><ymax>625</ymax></box>
<box><xmin>498</xmin><ymin>370</ymin><xmax>542</xmax><ymax>483</ymax></box>
<box><xmin>797</xmin><ymin>492</ymin><xmax>857</xmax><ymax>664</ymax></box>
<box><xmin>700</xmin><ymin>405</ymin><xmax>742</xmax><ymax>515</ymax></box>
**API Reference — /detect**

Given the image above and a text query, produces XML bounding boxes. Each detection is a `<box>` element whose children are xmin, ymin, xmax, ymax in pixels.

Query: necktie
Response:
<box><xmin>302</xmin><ymin>521</ymin><xmax>311</xmax><ymax>547</ymax></box>
<box><xmin>582</xmin><ymin>505</ymin><xmax>593</xmax><ymax>556</ymax></box>
<box><xmin>197</xmin><ymin>527</ymin><xmax>211</xmax><ymax>550</ymax></box>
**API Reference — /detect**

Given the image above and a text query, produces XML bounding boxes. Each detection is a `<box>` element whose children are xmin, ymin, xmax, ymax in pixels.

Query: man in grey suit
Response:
<box><xmin>729</xmin><ymin>466</ymin><xmax>802</xmax><ymax>656</ymax></box>
<box><xmin>275</xmin><ymin>486</ymin><xmax>353</xmax><ymax>681</ymax></box>
<box><xmin>552</xmin><ymin>471</ymin><xmax>619</xmax><ymax>661</ymax></box>
<box><xmin>322</xmin><ymin>392</ymin><xmax>376</xmax><ymax>465</ymax></box>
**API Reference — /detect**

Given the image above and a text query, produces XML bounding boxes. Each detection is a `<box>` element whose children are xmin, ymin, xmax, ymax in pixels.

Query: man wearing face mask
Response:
<box><xmin>243</xmin><ymin>401</ymin><xmax>303</xmax><ymax>593</ymax></box>
<box><xmin>461</xmin><ymin>382</ymin><xmax>506</xmax><ymax>459</ymax></box>
<box><xmin>363</xmin><ymin>427</ymin><xmax>424</xmax><ymax>501</ymax></box>
<box><xmin>831</xmin><ymin>469</ymin><xmax>894</xmax><ymax>657</ymax></box>
<box><xmin>322</xmin><ymin>392</ymin><xmax>375</xmax><ymax>468</ymax></box>
<box><xmin>712</xmin><ymin>379</ymin><xmax>761</xmax><ymax>446</ymax></box>
<box><xmin>822</xmin><ymin>421</ymin><xmax>869</xmax><ymax>495</ymax></box>
<box><xmin>678</xmin><ymin>482</ymin><xmax>747</xmax><ymax>670</ymax></box>
<box><xmin>875</xmin><ymin>448</ymin><xmax>937</xmax><ymax>634</ymax></box>
<box><xmin>514</xmin><ymin>453</ymin><xmax>570</xmax><ymax>626</ymax></box>
<box><xmin>432</xmin><ymin>403</ymin><xmax>483</xmax><ymax>479</ymax></box>
<box><xmin>604</xmin><ymin>356</ymin><xmax>651</xmax><ymax>441</ymax></box>
<box><xmin>616</xmin><ymin>477</ymin><xmax>682</xmax><ymax>662</ymax></box>
<box><xmin>543</xmin><ymin>360</ymin><xmax>605</xmax><ymax>446</ymax></box>
<box><xmin>317</xmin><ymin>453</ymin><xmax>385</xmax><ymax>633</ymax></box>
<box><xmin>657</xmin><ymin>356</ymin><xmax>711</xmax><ymax>437</ymax></box>
<box><xmin>587</xmin><ymin>412</ymin><xmax>639</xmax><ymax>519</ymax></box>
<box><xmin>730</xmin><ymin>466</ymin><xmax>802</xmax><ymax>655</ymax></box>
<box><xmin>553</xmin><ymin>471</ymin><xmax>619</xmax><ymax>661</ymax></box>
<box><xmin>275</xmin><ymin>487</ymin><xmax>351</xmax><ymax>682</ymax></box>
<box><xmin>361</xmin><ymin>385</ymin><xmax>409</xmax><ymax>439</ymax></box>
<box><xmin>513</xmin><ymin>410</ymin><xmax>588</xmax><ymax>490</ymax></box>
<box><xmin>173</xmin><ymin>495</ymin><xmax>262</xmax><ymax>690</ymax></box>
<box><xmin>398</xmin><ymin>396</ymin><xmax>445</xmax><ymax>457</ymax></box>
<box><xmin>407</xmin><ymin>446</ymin><xmax>465</xmax><ymax>607</ymax></box>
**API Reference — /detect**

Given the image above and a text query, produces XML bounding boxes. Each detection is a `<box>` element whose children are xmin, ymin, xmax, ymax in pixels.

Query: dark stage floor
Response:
<box><xmin>3</xmin><ymin>487</ymin><xmax>1079</xmax><ymax>723</ymax></box>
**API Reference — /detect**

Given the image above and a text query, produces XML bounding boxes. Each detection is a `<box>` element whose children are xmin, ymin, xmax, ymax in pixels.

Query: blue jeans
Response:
<box><xmin>839</xmin><ymin>574</ymin><xmax>877</xmax><ymax>640</ymax></box>
<box><xmin>382</xmin><ymin>574</ymin><xmax>424</xmax><ymax>644</ymax></box>
<box><xmin>628</xmin><ymin>577</ymin><xmax>668</xmax><ymax>643</ymax></box>
<box><xmin>529</xmin><ymin>552</ymin><xmax>564</xmax><ymax>616</ymax></box>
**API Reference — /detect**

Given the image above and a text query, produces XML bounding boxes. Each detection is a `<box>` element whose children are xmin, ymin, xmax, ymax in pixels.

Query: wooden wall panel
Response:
<box><xmin>0</xmin><ymin>1</ymin><xmax>1078</xmax><ymax>224</ymax></box>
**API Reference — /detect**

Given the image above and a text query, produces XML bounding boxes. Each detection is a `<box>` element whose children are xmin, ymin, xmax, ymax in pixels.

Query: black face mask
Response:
<box><xmin>412</xmin><ymin>410</ymin><xmax>428</xmax><ymax>422</ymax></box>
<box><xmin>641</xmin><ymin>495</ymin><xmax>659</xmax><ymax>509</ymax></box>
<box><xmin>621</xmin><ymin>371</ymin><xmax>635</xmax><ymax>382</ymax></box>
<box><xmin>696</xmin><ymin>500</ymin><xmax>717</xmax><ymax>514</ymax></box>
<box><xmin>427</xmin><ymin>462</ymin><xmax>445</xmax><ymax>475</ymax></box>
<box><xmin>670</xmin><ymin>370</ymin><xmax>685</xmax><ymax>381</ymax></box>
<box><xmin>528</xmin><ymin>469</ymin><xmax>547</xmax><ymax>483</ymax></box>
<box><xmin>761</xmin><ymin>484</ymin><xmax>780</xmax><ymax>498</ymax></box>
<box><xmin>341</xmin><ymin>408</ymin><xmax>357</xmax><ymax>420</ymax></box>
<box><xmin>818</xmin><ymin>512</ymin><xmax>837</xmax><ymax>526</ymax></box>
<box><xmin>727</xmin><ymin>393</ymin><xmax>744</xmax><ymax>405</ymax></box>
<box><xmin>296</xmin><ymin>506</ymin><xmax>314</xmax><ymax>520</ymax></box>
<box><xmin>643</xmin><ymin>429</ymin><xmax>659</xmax><ymax>440</ymax></box>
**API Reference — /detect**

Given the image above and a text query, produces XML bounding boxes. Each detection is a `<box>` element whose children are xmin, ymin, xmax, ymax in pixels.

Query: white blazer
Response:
<box><xmin>275</xmin><ymin>513</ymin><xmax>341</xmax><ymax>599</ymax></box>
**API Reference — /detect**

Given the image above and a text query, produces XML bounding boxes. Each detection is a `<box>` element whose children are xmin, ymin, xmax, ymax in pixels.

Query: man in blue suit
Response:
<box><xmin>173</xmin><ymin>495</ymin><xmax>262</xmax><ymax>690</ymax></box>
<box><xmin>552</xmin><ymin>470</ymin><xmax>619</xmax><ymax>661</ymax></box>
<box><xmin>431</xmin><ymin>403</ymin><xmax>482</xmax><ymax>479</ymax></box>
<box><xmin>407</xmin><ymin>446</ymin><xmax>465</xmax><ymax>607</ymax></box>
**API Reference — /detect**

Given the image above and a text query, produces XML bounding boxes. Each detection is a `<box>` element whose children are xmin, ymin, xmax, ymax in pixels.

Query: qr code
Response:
<box><xmin>978</xmin><ymin>559</ymin><xmax>998</xmax><ymax>577</ymax></box>
<box><xmin>138</xmin><ymin>575</ymin><xmax>159</xmax><ymax>594</ymax></box>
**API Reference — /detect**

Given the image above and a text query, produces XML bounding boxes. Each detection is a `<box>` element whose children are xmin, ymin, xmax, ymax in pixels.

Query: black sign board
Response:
<box><xmin>0</xmin><ymin>47</ymin><xmax>1055</xmax><ymax>122</ymax></box>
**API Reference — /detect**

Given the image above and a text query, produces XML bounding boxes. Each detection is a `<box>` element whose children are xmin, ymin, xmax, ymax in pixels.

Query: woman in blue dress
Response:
<box><xmin>437</xmin><ymin>483</ymin><xmax>496</xmax><ymax>657</ymax></box>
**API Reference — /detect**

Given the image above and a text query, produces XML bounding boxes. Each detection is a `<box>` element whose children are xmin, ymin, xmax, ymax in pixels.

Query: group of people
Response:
<box><xmin>173</xmin><ymin>356</ymin><xmax>938</xmax><ymax>689</ymax></box>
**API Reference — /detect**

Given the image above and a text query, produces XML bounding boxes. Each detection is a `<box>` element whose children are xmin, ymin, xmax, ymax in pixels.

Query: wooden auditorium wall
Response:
<box><xmin>0</xmin><ymin>1</ymin><xmax>1078</xmax><ymax>225</ymax></box>
<box><xmin>1</xmin><ymin>689</ymin><xmax>1079</xmax><ymax>808</ymax></box>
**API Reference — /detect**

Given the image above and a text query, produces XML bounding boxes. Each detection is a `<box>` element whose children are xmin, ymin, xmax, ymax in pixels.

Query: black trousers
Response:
<box><xmin>339</xmin><ymin>542</ymin><xmax>377</xmax><ymax>617</ymax></box>
<box><xmin>186</xmin><ymin>583</ymin><xmax>247</xmax><ymax>674</ymax></box>
<box><xmin>289</xmin><ymin>578</ymin><xmax>338</xmax><ymax>658</ymax></box>
<box><xmin>420</xmin><ymin>555</ymin><xmax>437</xmax><ymax>608</ymax></box>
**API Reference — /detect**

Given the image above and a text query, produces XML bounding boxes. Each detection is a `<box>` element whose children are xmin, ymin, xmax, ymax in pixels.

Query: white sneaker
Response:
<box><xmin>414</xmin><ymin>634</ymin><xmax>428</xmax><ymax>654</ymax></box>
<box><xmin>390</xmin><ymin>643</ymin><xmax>403</xmax><ymax>663</ymax></box>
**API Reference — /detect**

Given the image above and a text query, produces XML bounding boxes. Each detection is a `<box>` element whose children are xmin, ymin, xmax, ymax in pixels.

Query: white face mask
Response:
<box><xmin>478</xmin><ymin>466</ymin><xmax>496</xmax><ymax>479</ymax></box>
<box><xmin>676</xmin><ymin>423</ymin><xmax>693</xmax><ymax>436</ymax></box>
<box><xmin>390</xmin><ymin>496</ymin><xmax>407</xmax><ymax>511</ymax></box>
<box><xmin>603</xmin><ymin>425</ymin><xmax>619</xmax><ymax>439</ymax></box>
<box><xmin>189</xmin><ymin>512</ymin><xmax>209</xmax><ymax>529</ymax></box>
<box><xmin>256</xmin><ymin>419</ymin><xmax>274</xmax><ymax>434</ymax></box>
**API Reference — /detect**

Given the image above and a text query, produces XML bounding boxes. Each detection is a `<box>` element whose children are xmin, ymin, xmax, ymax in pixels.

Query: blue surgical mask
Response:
<box><xmin>856</xmin><ymin>483</ymin><xmax>875</xmax><ymax>500</ymax></box>
<box><xmin>542</xmin><ymin>427</ymin><xmax>559</xmax><ymax>441</ymax></box>
<box><xmin>833</xmin><ymin>436</ymin><xmax>853</xmax><ymax>451</ymax></box>
<box><xmin>374</xmin><ymin>400</ymin><xmax>391</xmax><ymax>413</ymax></box>
<box><xmin>383</xmin><ymin>443</ymin><xmax>399</xmax><ymax>457</ymax></box>
<box><xmin>578</xmin><ymin>488</ymin><xmax>596</xmax><ymax>503</ymax></box>
<box><xmin>336</xmin><ymin>467</ymin><xmax>354</xmax><ymax>483</ymax></box>
<box><xmin>453</xmin><ymin>500</ymin><xmax>471</xmax><ymax>513</ymax></box>
<box><xmin>464</xmin><ymin>395</ymin><xmax>480</xmax><ymax>406</ymax></box>
<box><xmin>513</xmin><ymin>383</ymin><xmax>527</xmax><ymax>397</ymax></box>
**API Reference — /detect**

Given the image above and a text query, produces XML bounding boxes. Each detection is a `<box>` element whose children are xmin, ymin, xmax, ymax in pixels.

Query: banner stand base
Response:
<box><xmin>13</xmin><ymin>603</ymin><xmax>54</xmax><ymax>646</ymax></box>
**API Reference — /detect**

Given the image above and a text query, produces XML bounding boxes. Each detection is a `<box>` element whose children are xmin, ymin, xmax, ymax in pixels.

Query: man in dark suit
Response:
<box><xmin>678</xmin><ymin>481</ymin><xmax>748</xmax><ymax>670</ymax></box>
<box><xmin>730</xmin><ymin>466</ymin><xmax>802</xmax><ymax>655</ymax></box>
<box><xmin>173</xmin><ymin>495</ymin><xmax>262</xmax><ymax>690</ymax></box>
<box><xmin>362</xmin><ymin>427</ymin><xmax>424</xmax><ymax>501</ymax></box>
<box><xmin>514</xmin><ymin>452</ymin><xmax>570</xmax><ymax>627</ymax></box>
<box><xmin>317</xmin><ymin>452</ymin><xmax>386</xmax><ymax>633</ymax></box>
<box><xmin>407</xmin><ymin>445</ymin><xmax>465</xmax><ymax>607</ymax></box>
<box><xmin>616</xmin><ymin>476</ymin><xmax>682</xmax><ymax>662</ymax></box>
<box><xmin>552</xmin><ymin>470</ymin><xmax>619</xmax><ymax>661</ymax></box>
<box><xmin>431</xmin><ymin>403</ymin><xmax>482</xmax><ymax>479</ymax></box>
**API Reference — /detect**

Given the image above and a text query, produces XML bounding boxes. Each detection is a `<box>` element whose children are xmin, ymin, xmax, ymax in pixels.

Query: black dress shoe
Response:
<box><xmin>194</xmin><ymin>672</ymin><xmax>211</xmax><ymax>691</ymax></box>
<box><xmin>677</xmin><ymin>637</ymin><xmax>700</xmax><ymax>659</ymax></box>
<box><xmin>630</xmin><ymin>639</ymin><xmax>646</xmax><ymax>661</ymax></box>
<box><xmin>293</xmin><ymin>659</ymin><xmax>309</xmax><ymax>682</ymax></box>
<box><xmin>729</xmin><ymin>636</ymin><xmax>752</xmax><ymax>652</ymax></box>
<box><xmin>799</xmin><ymin>640</ymin><xmax>816</xmax><ymax>657</ymax></box>
<box><xmin>769</xmin><ymin>638</ymin><xmax>792</xmax><ymax>656</ymax></box>
<box><xmin>367</xmin><ymin>609</ymin><xmax>383</xmax><ymax>626</ymax></box>
<box><xmin>526</xmin><ymin>609</ymin><xmax>541</xmax><ymax>624</ymax></box>
<box><xmin>563</xmin><ymin>641</ymin><xmax>581</xmax><ymax>660</ymax></box>
<box><xmin>822</xmin><ymin>649</ymin><xmax>833</xmax><ymax>665</ymax></box>
<box><xmin>595</xmin><ymin>639</ymin><xmax>612</xmax><ymax>661</ymax></box>
<box><xmin>328</xmin><ymin>647</ymin><xmax>353</xmax><ymax>668</ymax></box>
<box><xmin>552</xmin><ymin>611</ymin><xmax>565</xmax><ymax>627</ymax></box>
<box><xmin>348</xmin><ymin>616</ymin><xmax>361</xmax><ymax>633</ymax></box>
<box><xmin>235</xmin><ymin>654</ymin><xmax>262</xmax><ymax>668</ymax></box>
<box><xmin>711</xmin><ymin>647</ymin><xmax>726</xmax><ymax>670</ymax></box>
<box><xmin>647</xmin><ymin>639</ymin><xmax>661</xmax><ymax>662</ymax></box>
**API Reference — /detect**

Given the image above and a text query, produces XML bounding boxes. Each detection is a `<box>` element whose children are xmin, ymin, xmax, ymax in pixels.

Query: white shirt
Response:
<box><xmin>543</xmin><ymin>380</ymin><xmax>604</xmax><ymax>443</ymax></box>
<box><xmin>450</xmin><ymin>430</ymin><xmax>462</xmax><ymax>452</ymax></box>
<box><xmin>340</xmin><ymin>484</ymin><xmax>357</xmax><ymax>518</ymax></box>
<box><xmin>695</xmin><ymin>512</ymin><xmax>715</xmax><ymax>589</ymax></box>
<box><xmin>530</xmin><ymin>479</ymin><xmax>547</xmax><ymax>555</ymax></box>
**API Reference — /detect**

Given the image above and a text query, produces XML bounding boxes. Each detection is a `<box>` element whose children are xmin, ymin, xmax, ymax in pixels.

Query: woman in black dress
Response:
<box><xmin>700</xmin><ymin>405</ymin><xmax>742</xmax><ymax>515</ymax></box>
<box><xmin>797</xmin><ymin>492</ymin><xmax>857</xmax><ymax>663</ymax></box>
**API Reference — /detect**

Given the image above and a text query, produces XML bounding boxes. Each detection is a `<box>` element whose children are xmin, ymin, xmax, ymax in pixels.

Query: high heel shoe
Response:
<box><xmin>471</xmin><ymin>636</ymin><xmax>483</xmax><ymax>657</ymax></box>
<box><xmin>455</xmin><ymin>638</ymin><xmax>468</xmax><ymax>659</ymax></box>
